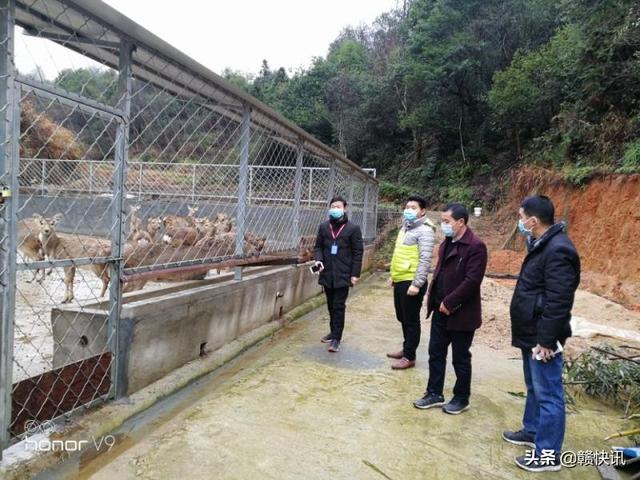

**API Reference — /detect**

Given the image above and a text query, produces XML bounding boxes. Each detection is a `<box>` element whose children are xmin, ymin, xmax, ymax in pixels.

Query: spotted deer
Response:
<box><xmin>34</xmin><ymin>213</ymin><xmax>111</xmax><ymax>304</ymax></box>
<box><xmin>17</xmin><ymin>215</ymin><xmax>49</xmax><ymax>283</ymax></box>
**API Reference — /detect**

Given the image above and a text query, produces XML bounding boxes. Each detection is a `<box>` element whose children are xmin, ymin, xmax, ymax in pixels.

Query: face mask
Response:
<box><xmin>518</xmin><ymin>218</ymin><xmax>533</xmax><ymax>236</ymax></box>
<box><xmin>403</xmin><ymin>209</ymin><xmax>417</xmax><ymax>222</ymax></box>
<box><xmin>329</xmin><ymin>208</ymin><xmax>344</xmax><ymax>220</ymax></box>
<box><xmin>441</xmin><ymin>223</ymin><xmax>454</xmax><ymax>237</ymax></box>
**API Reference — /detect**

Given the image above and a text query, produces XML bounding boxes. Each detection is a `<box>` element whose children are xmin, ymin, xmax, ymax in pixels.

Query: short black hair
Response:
<box><xmin>443</xmin><ymin>202</ymin><xmax>469</xmax><ymax>224</ymax></box>
<box><xmin>406</xmin><ymin>195</ymin><xmax>427</xmax><ymax>210</ymax></box>
<box><xmin>521</xmin><ymin>195</ymin><xmax>555</xmax><ymax>225</ymax></box>
<box><xmin>329</xmin><ymin>195</ymin><xmax>348</xmax><ymax>207</ymax></box>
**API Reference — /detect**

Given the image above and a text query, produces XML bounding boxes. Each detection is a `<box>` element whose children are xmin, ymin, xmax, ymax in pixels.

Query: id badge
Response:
<box><xmin>330</xmin><ymin>244</ymin><xmax>338</xmax><ymax>255</ymax></box>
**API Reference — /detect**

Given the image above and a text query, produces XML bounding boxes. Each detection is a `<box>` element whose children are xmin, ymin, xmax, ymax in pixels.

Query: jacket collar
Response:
<box><xmin>330</xmin><ymin>213</ymin><xmax>349</xmax><ymax>226</ymax></box>
<box><xmin>452</xmin><ymin>226</ymin><xmax>474</xmax><ymax>245</ymax></box>
<box><xmin>527</xmin><ymin>222</ymin><xmax>565</xmax><ymax>253</ymax></box>
<box><xmin>403</xmin><ymin>214</ymin><xmax>427</xmax><ymax>230</ymax></box>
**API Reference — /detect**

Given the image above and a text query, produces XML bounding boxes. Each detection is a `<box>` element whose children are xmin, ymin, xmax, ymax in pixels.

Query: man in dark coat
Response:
<box><xmin>413</xmin><ymin>203</ymin><xmax>487</xmax><ymax>415</ymax></box>
<box><xmin>314</xmin><ymin>196</ymin><xmax>364</xmax><ymax>353</ymax></box>
<box><xmin>503</xmin><ymin>195</ymin><xmax>580</xmax><ymax>473</ymax></box>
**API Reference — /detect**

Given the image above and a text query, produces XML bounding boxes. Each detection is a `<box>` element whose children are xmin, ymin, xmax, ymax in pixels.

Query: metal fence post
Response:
<box><xmin>89</xmin><ymin>161</ymin><xmax>94</xmax><ymax>194</ymax></box>
<box><xmin>363</xmin><ymin>181</ymin><xmax>370</xmax><ymax>242</ymax></box>
<box><xmin>348</xmin><ymin>174</ymin><xmax>355</xmax><ymax>206</ymax></box>
<box><xmin>40</xmin><ymin>157</ymin><xmax>45</xmax><ymax>194</ymax></box>
<box><xmin>235</xmin><ymin>103</ymin><xmax>250</xmax><ymax>281</ymax></box>
<box><xmin>0</xmin><ymin>0</ymin><xmax>17</xmax><ymax>459</ymax></box>
<box><xmin>372</xmin><ymin>183</ymin><xmax>379</xmax><ymax>237</ymax></box>
<box><xmin>248</xmin><ymin>165</ymin><xmax>252</xmax><ymax>205</ymax></box>
<box><xmin>191</xmin><ymin>164</ymin><xmax>196</xmax><ymax>202</ymax></box>
<box><xmin>110</xmin><ymin>39</ymin><xmax>132</xmax><ymax>398</ymax></box>
<box><xmin>327</xmin><ymin>160</ymin><xmax>336</xmax><ymax>204</ymax></box>
<box><xmin>292</xmin><ymin>140</ymin><xmax>304</xmax><ymax>247</ymax></box>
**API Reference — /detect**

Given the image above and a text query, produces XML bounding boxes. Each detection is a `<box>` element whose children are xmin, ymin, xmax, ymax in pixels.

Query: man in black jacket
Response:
<box><xmin>314</xmin><ymin>196</ymin><xmax>364</xmax><ymax>353</ymax></box>
<box><xmin>502</xmin><ymin>195</ymin><xmax>580</xmax><ymax>473</ymax></box>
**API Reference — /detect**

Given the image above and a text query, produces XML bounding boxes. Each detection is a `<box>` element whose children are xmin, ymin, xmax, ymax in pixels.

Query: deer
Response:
<box><xmin>163</xmin><ymin>226</ymin><xmax>200</xmax><ymax>247</ymax></box>
<box><xmin>17</xmin><ymin>215</ymin><xmax>49</xmax><ymax>283</ymax></box>
<box><xmin>129</xmin><ymin>205</ymin><xmax>153</xmax><ymax>246</ymax></box>
<box><xmin>162</xmin><ymin>205</ymin><xmax>199</xmax><ymax>231</ymax></box>
<box><xmin>34</xmin><ymin>213</ymin><xmax>110</xmax><ymax>304</ymax></box>
<box><xmin>244</xmin><ymin>232</ymin><xmax>267</xmax><ymax>257</ymax></box>
<box><xmin>147</xmin><ymin>217</ymin><xmax>163</xmax><ymax>242</ymax></box>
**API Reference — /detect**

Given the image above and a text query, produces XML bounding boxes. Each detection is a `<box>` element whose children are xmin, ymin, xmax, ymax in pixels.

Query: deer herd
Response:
<box><xmin>18</xmin><ymin>205</ymin><xmax>267</xmax><ymax>304</ymax></box>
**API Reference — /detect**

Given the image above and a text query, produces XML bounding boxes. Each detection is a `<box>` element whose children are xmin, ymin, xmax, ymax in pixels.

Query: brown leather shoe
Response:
<box><xmin>391</xmin><ymin>357</ymin><xmax>416</xmax><ymax>370</ymax></box>
<box><xmin>386</xmin><ymin>350</ymin><xmax>404</xmax><ymax>359</ymax></box>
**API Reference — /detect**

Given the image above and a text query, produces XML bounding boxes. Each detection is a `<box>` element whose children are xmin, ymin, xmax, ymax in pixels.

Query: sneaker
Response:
<box><xmin>515</xmin><ymin>452</ymin><xmax>561</xmax><ymax>472</ymax></box>
<box><xmin>328</xmin><ymin>339</ymin><xmax>340</xmax><ymax>352</ymax></box>
<box><xmin>413</xmin><ymin>393</ymin><xmax>446</xmax><ymax>410</ymax></box>
<box><xmin>320</xmin><ymin>333</ymin><xmax>334</xmax><ymax>343</ymax></box>
<box><xmin>391</xmin><ymin>357</ymin><xmax>416</xmax><ymax>369</ymax></box>
<box><xmin>442</xmin><ymin>397</ymin><xmax>470</xmax><ymax>415</ymax></box>
<box><xmin>502</xmin><ymin>430</ymin><xmax>536</xmax><ymax>449</ymax></box>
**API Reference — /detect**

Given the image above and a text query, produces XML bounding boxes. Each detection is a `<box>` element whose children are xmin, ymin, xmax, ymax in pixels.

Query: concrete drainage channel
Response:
<box><xmin>0</xmin><ymin>263</ymin><xmax>375</xmax><ymax>479</ymax></box>
<box><xmin>33</xmin><ymin>304</ymin><xmax>335</xmax><ymax>480</ymax></box>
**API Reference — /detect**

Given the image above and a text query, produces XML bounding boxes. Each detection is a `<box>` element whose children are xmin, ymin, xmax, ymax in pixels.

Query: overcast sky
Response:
<box><xmin>15</xmin><ymin>0</ymin><xmax>399</xmax><ymax>80</ymax></box>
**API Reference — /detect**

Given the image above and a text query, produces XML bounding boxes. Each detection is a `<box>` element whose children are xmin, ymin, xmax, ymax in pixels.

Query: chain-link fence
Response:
<box><xmin>0</xmin><ymin>0</ymin><xmax>378</xmax><ymax>456</ymax></box>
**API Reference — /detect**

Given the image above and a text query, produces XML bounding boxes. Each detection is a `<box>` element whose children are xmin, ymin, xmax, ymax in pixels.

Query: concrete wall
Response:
<box><xmin>51</xmin><ymin>245</ymin><xmax>374</xmax><ymax>396</ymax></box>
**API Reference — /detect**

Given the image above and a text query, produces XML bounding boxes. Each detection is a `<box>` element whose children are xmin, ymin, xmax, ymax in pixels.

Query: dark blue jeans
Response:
<box><xmin>521</xmin><ymin>348</ymin><xmax>565</xmax><ymax>455</ymax></box>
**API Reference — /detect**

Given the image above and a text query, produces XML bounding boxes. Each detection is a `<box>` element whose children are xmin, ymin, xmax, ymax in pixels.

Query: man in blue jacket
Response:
<box><xmin>503</xmin><ymin>195</ymin><xmax>580</xmax><ymax>473</ymax></box>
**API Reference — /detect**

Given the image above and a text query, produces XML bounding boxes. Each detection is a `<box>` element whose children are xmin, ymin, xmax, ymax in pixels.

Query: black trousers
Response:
<box><xmin>393</xmin><ymin>281</ymin><xmax>428</xmax><ymax>361</ymax></box>
<box><xmin>324</xmin><ymin>286</ymin><xmax>350</xmax><ymax>341</ymax></box>
<box><xmin>426</xmin><ymin>310</ymin><xmax>475</xmax><ymax>400</ymax></box>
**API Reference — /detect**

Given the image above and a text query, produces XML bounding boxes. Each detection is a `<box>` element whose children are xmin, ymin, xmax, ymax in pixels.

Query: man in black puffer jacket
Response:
<box><xmin>314</xmin><ymin>196</ymin><xmax>364</xmax><ymax>353</ymax></box>
<box><xmin>502</xmin><ymin>195</ymin><xmax>580</xmax><ymax>473</ymax></box>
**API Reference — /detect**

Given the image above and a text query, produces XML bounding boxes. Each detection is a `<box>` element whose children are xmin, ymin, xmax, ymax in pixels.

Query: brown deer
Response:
<box><xmin>162</xmin><ymin>205</ymin><xmax>199</xmax><ymax>231</ymax></box>
<box><xmin>128</xmin><ymin>205</ymin><xmax>153</xmax><ymax>246</ymax></box>
<box><xmin>34</xmin><ymin>213</ymin><xmax>111</xmax><ymax>303</ymax></box>
<box><xmin>147</xmin><ymin>217</ymin><xmax>163</xmax><ymax>242</ymax></box>
<box><xmin>244</xmin><ymin>232</ymin><xmax>267</xmax><ymax>257</ymax></box>
<box><xmin>163</xmin><ymin>227</ymin><xmax>200</xmax><ymax>248</ymax></box>
<box><xmin>17</xmin><ymin>215</ymin><xmax>49</xmax><ymax>283</ymax></box>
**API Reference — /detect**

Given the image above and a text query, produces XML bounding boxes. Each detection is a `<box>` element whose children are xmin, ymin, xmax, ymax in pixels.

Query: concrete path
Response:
<box><xmin>78</xmin><ymin>275</ymin><xmax>625</xmax><ymax>479</ymax></box>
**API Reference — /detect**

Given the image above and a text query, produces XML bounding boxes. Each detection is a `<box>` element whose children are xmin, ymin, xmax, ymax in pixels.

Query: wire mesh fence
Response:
<box><xmin>0</xmin><ymin>0</ymin><xmax>378</xmax><ymax>456</ymax></box>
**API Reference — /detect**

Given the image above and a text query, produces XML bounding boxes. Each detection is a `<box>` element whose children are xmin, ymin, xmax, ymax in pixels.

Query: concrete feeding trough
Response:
<box><xmin>50</xmin><ymin>265</ymin><xmax>323</xmax><ymax>396</ymax></box>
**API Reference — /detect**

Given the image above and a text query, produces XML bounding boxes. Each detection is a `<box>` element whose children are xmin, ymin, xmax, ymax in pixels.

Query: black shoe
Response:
<box><xmin>328</xmin><ymin>339</ymin><xmax>340</xmax><ymax>352</ymax></box>
<box><xmin>321</xmin><ymin>333</ymin><xmax>334</xmax><ymax>343</ymax></box>
<box><xmin>413</xmin><ymin>393</ymin><xmax>446</xmax><ymax>410</ymax></box>
<box><xmin>502</xmin><ymin>430</ymin><xmax>536</xmax><ymax>449</ymax></box>
<box><xmin>442</xmin><ymin>397</ymin><xmax>470</xmax><ymax>415</ymax></box>
<box><xmin>515</xmin><ymin>452</ymin><xmax>561</xmax><ymax>472</ymax></box>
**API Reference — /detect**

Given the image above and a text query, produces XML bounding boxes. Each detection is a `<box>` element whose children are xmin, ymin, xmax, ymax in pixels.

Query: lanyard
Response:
<box><xmin>329</xmin><ymin>223</ymin><xmax>346</xmax><ymax>242</ymax></box>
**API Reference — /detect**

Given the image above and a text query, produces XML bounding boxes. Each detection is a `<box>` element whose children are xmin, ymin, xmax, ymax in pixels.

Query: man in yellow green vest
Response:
<box><xmin>387</xmin><ymin>195</ymin><xmax>436</xmax><ymax>369</ymax></box>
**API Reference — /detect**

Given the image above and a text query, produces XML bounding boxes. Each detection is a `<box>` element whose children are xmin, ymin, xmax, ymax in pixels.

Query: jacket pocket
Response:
<box><xmin>510</xmin><ymin>292</ymin><xmax>537</xmax><ymax>338</ymax></box>
<box><xmin>534</xmin><ymin>293</ymin><xmax>545</xmax><ymax>317</ymax></box>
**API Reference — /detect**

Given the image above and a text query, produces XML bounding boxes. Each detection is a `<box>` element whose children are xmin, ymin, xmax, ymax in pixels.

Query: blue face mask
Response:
<box><xmin>403</xmin><ymin>209</ymin><xmax>417</xmax><ymax>222</ymax></box>
<box><xmin>329</xmin><ymin>208</ymin><xmax>344</xmax><ymax>220</ymax></box>
<box><xmin>441</xmin><ymin>223</ymin><xmax>454</xmax><ymax>238</ymax></box>
<box><xmin>518</xmin><ymin>218</ymin><xmax>533</xmax><ymax>236</ymax></box>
